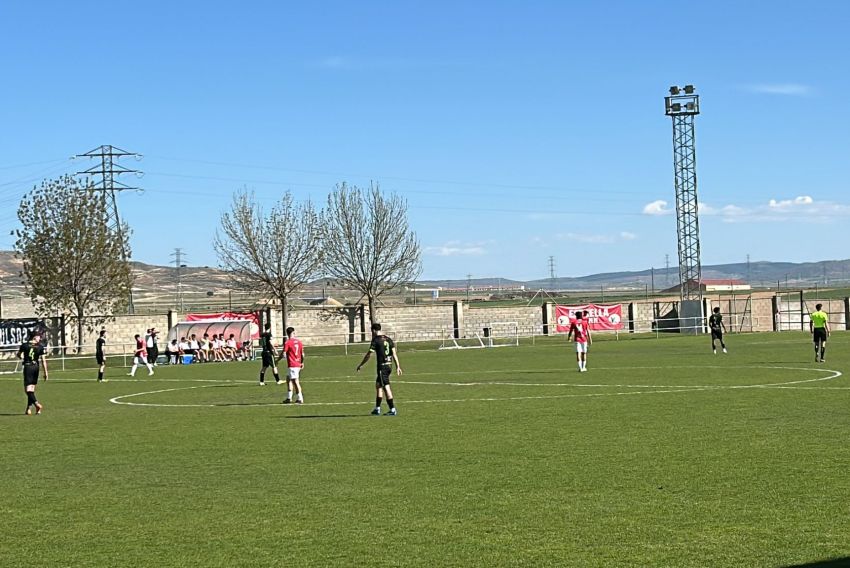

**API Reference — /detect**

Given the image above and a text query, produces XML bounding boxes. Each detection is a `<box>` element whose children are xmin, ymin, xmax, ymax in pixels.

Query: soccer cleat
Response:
<box><xmin>259</xmin><ymin>381</ymin><xmax>266</xmax><ymax>386</ymax></box>
<box><xmin>713</xmin><ymin>349</ymin><xmax>717</xmax><ymax>355</ymax></box>
<box><xmin>722</xmin><ymin>348</ymin><xmax>727</xmax><ymax>354</ymax></box>
<box><xmin>387</xmin><ymin>408</ymin><xmax>397</xmax><ymax>416</ymax></box>
<box><xmin>282</xmin><ymin>399</ymin><xmax>292</xmax><ymax>404</ymax></box>
<box><xmin>275</xmin><ymin>380</ymin><xmax>282</xmax><ymax>385</ymax></box>
<box><xmin>370</xmin><ymin>407</ymin><xmax>381</xmax><ymax>416</ymax></box>
<box><xmin>35</xmin><ymin>402</ymin><xmax>43</xmax><ymax>415</ymax></box>
<box><xmin>295</xmin><ymin>400</ymin><xmax>303</xmax><ymax>405</ymax></box>
<box><xmin>148</xmin><ymin>371</ymin><xmax>154</xmax><ymax>376</ymax></box>
<box><xmin>580</xmin><ymin>367</ymin><xmax>587</xmax><ymax>373</ymax></box>
<box><xmin>25</xmin><ymin>407</ymin><xmax>32</xmax><ymax>415</ymax></box>
<box><xmin>127</xmin><ymin>373</ymin><xmax>134</xmax><ymax>376</ymax></box>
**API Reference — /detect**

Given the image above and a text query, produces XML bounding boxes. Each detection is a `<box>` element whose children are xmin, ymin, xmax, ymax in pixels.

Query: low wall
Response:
<box><xmin>3</xmin><ymin>293</ymin><xmax>848</xmax><ymax>353</ymax></box>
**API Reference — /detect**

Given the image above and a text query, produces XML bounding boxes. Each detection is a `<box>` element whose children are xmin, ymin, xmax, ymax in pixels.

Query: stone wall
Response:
<box><xmin>4</xmin><ymin>293</ymin><xmax>849</xmax><ymax>353</ymax></box>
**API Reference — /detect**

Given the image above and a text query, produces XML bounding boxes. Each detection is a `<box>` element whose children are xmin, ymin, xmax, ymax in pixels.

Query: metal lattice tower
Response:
<box><xmin>75</xmin><ymin>145</ymin><xmax>142</xmax><ymax>313</ymax></box>
<box><xmin>664</xmin><ymin>86</ymin><xmax>702</xmax><ymax>302</ymax></box>
<box><xmin>548</xmin><ymin>256</ymin><xmax>556</xmax><ymax>291</ymax></box>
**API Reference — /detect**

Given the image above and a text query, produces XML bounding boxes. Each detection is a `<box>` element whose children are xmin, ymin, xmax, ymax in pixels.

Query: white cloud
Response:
<box><xmin>425</xmin><ymin>240</ymin><xmax>489</xmax><ymax>256</ymax></box>
<box><xmin>642</xmin><ymin>200</ymin><xmax>673</xmax><ymax>216</ymax></box>
<box><xmin>768</xmin><ymin>195</ymin><xmax>814</xmax><ymax>209</ymax></box>
<box><xmin>645</xmin><ymin>194</ymin><xmax>850</xmax><ymax>224</ymax></box>
<box><xmin>744</xmin><ymin>83</ymin><xmax>813</xmax><ymax>96</ymax></box>
<box><xmin>620</xmin><ymin>231</ymin><xmax>637</xmax><ymax>241</ymax></box>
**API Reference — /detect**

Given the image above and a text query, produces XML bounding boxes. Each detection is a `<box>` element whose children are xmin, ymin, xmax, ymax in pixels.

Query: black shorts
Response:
<box><xmin>711</xmin><ymin>328</ymin><xmax>723</xmax><ymax>340</ymax></box>
<box><xmin>375</xmin><ymin>366</ymin><xmax>392</xmax><ymax>387</ymax></box>
<box><xmin>261</xmin><ymin>352</ymin><xmax>275</xmax><ymax>367</ymax></box>
<box><xmin>23</xmin><ymin>364</ymin><xmax>39</xmax><ymax>386</ymax></box>
<box><xmin>96</xmin><ymin>353</ymin><xmax>105</xmax><ymax>365</ymax></box>
<box><xmin>813</xmin><ymin>328</ymin><xmax>828</xmax><ymax>343</ymax></box>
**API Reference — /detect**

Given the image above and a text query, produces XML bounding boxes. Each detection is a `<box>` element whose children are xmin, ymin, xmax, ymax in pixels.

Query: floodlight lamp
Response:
<box><xmin>669</xmin><ymin>86</ymin><xmax>680</xmax><ymax>95</ymax></box>
<box><xmin>684</xmin><ymin>85</ymin><xmax>695</xmax><ymax>94</ymax></box>
<box><xmin>685</xmin><ymin>102</ymin><xmax>696</xmax><ymax>111</ymax></box>
<box><xmin>671</xmin><ymin>103</ymin><xmax>682</xmax><ymax>112</ymax></box>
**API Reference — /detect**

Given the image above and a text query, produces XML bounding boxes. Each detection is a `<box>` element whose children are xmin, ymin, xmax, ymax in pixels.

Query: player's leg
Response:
<box><xmin>581</xmin><ymin>344</ymin><xmax>588</xmax><ymax>371</ymax></box>
<box><xmin>283</xmin><ymin>368</ymin><xmax>294</xmax><ymax>403</ymax></box>
<box><xmin>380</xmin><ymin>369</ymin><xmax>396</xmax><ymax>415</ymax></box>
<box><xmin>128</xmin><ymin>356</ymin><xmax>139</xmax><ymax>376</ymax></box>
<box><xmin>372</xmin><ymin>379</ymin><xmax>383</xmax><ymax>415</ymax></box>
<box><xmin>144</xmin><ymin>355</ymin><xmax>154</xmax><ymax>375</ymax></box>
<box><xmin>819</xmin><ymin>331</ymin><xmax>827</xmax><ymax>362</ymax></box>
<box><xmin>711</xmin><ymin>331</ymin><xmax>717</xmax><ymax>354</ymax></box>
<box><xmin>575</xmin><ymin>344</ymin><xmax>582</xmax><ymax>371</ymax></box>
<box><xmin>291</xmin><ymin>368</ymin><xmax>303</xmax><ymax>403</ymax></box>
<box><xmin>813</xmin><ymin>334</ymin><xmax>821</xmax><ymax>362</ymax></box>
<box><xmin>719</xmin><ymin>332</ymin><xmax>727</xmax><ymax>353</ymax></box>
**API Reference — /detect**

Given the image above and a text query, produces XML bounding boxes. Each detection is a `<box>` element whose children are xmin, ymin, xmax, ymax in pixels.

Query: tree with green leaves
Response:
<box><xmin>323</xmin><ymin>183</ymin><xmax>421</xmax><ymax>323</ymax></box>
<box><xmin>214</xmin><ymin>189</ymin><xmax>323</xmax><ymax>329</ymax></box>
<box><xmin>15</xmin><ymin>175</ymin><xmax>133</xmax><ymax>352</ymax></box>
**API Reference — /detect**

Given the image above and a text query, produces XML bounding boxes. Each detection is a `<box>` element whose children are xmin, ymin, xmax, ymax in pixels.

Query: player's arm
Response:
<box><xmin>391</xmin><ymin>341</ymin><xmax>403</xmax><ymax>375</ymax></box>
<box><xmin>41</xmin><ymin>351</ymin><xmax>49</xmax><ymax>381</ymax></box>
<box><xmin>722</xmin><ymin>319</ymin><xmax>728</xmax><ymax>333</ymax></box>
<box><xmin>809</xmin><ymin>316</ymin><xmax>814</xmax><ymax>333</ymax></box>
<box><xmin>356</xmin><ymin>349</ymin><xmax>372</xmax><ymax>372</ymax></box>
<box><xmin>826</xmin><ymin>319</ymin><xmax>831</xmax><ymax>336</ymax></box>
<box><xmin>587</xmin><ymin>326</ymin><xmax>592</xmax><ymax>345</ymax></box>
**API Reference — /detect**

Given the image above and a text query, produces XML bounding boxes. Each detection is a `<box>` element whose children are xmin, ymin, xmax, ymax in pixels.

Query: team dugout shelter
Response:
<box><xmin>167</xmin><ymin>320</ymin><xmax>254</xmax><ymax>347</ymax></box>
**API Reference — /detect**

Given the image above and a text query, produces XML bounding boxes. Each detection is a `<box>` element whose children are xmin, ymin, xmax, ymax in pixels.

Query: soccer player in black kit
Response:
<box><xmin>258</xmin><ymin>323</ymin><xmax>282</xmax><ymax>386</ymax></box>
<box><xmin>709</xmin><ymin>307</ymin><xmax>728</xmax><ymax>354</ymax></box>
<box><xmin>96</xmin><ymin>329</ymin><xmax>107</xmax><ymax>382</ymax></box>
<box><xmin>356</xmin><ymin>323</ymin><xmax>403</xmax><ymax>416</ymax></box>
<box><xmin>19</xmin><ymin>330</ymin><xmax>48</xmax><ymax>415</ymax></box>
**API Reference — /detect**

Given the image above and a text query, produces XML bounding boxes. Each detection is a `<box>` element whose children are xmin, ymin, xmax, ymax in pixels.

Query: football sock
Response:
<box><xmin>129</xmin><ymin>364</ymin><xmax>137</xmax><ymax>376</ymax></box>
<box><xmin>97</xmin><ymin>371</ymin><xmax>103</xmax><ymax>381</ymax></box>
<box><xmin>27</xmin><ymin>392</ymin><xmax>37</xmax><ymax>406</ymax></box>
<box><xmin>287</xmin><ymin>390</ymin><xmax>292</xmax><ymax>400</ymax></box>
<box><xmin>821</xmin><ymin>346</ymin><xmax>826</xmax><ymax>360</ymax></box>
<box><xmin>387</xmin><ymin>398</ymin><xmax>395</xmax><ymax>409</ymax></box>
<box><xmin>273</xmin><ymin>372</ymin><xmax>281</xmax><ymax>382</ymax></box>
<box><xmin>375</xmin><ymin>396</ymin><xmax>382</xmax><ymax>408</ymax></box>
<box><xmin>296</xmin><ymin>393</ymin><xmax>303</xmax><ymax>402</ymax></box>
<box><xmin>259</xmin><ymin>371</ymin><xmax>265</xmax><ymax>382</ymax></box>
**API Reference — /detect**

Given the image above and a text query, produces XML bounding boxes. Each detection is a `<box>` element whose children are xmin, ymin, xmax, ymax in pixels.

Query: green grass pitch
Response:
<box><xmin>2</xmin><ymin>332</ymin><xmax>849</xmax><ymax>567</ymax></box>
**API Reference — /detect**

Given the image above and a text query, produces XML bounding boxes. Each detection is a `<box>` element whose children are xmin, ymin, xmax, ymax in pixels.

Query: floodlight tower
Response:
<box><xmin>665</xmin><ymin>85</ymin><xmax>703</xmax><ymax>332</ymax></box>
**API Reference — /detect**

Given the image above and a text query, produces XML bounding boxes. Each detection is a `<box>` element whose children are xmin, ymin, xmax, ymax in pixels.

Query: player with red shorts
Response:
<box><xmin>282</xmin><ymin>326</ymin><xmax>305</xmax><ymax>404</ymax></box>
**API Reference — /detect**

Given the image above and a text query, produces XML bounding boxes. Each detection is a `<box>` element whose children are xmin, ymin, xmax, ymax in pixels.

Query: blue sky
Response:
<box><xmin>1</xmin><ymin>1</ymin><xmax>848</xmax><ymax>280</ymax></box>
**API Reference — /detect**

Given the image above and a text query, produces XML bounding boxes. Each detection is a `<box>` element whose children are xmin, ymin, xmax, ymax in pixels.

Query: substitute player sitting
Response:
<box><xmin>566</xmin><ymin>311</ymin><xmax>592</xmax><ymax>372</ymax></box>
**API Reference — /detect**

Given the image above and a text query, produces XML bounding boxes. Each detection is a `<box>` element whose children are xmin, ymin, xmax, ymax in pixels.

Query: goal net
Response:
<box><xmin>439</xmin><ymin>321</ymin><xmax>519</xmax><ymax>350</ymax></box>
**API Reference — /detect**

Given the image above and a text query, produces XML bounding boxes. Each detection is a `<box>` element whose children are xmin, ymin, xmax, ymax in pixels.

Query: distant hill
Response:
<box><xmin>2</xmin><ymin>251</ymin><xmax>849</xmax><ymax>298</ymax></box>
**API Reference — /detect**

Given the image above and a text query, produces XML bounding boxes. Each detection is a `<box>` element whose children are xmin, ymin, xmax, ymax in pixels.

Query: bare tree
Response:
<box><xmin>323</xmin><ymin>183</ymin><xmax>421</xmax><ymax>322</ymax></box>
<box><xmin>15</xmin><ymin>175</ymin><xmax>133</xmax><ymax>351</ymax></box>
<box><xmin>214</xmin><ymin>189</ymin><xmax>322</xmax><ymax>328</ymax></box>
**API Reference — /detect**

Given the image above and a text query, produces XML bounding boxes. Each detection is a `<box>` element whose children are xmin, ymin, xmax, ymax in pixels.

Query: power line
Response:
<box><xmin>75</xmin><ymin>145</ymin><xmax>143</xmax><ymax>314</ymax></box>
<box><xmin>171</xmin><ymin>248</ymin><xmax>187</xmax><ymax>311</ymax></box>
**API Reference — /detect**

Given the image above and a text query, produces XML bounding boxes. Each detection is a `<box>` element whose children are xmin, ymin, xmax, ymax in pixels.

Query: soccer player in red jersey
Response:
<box><xmin>128</xmin><ymin>333</ymin><xmax>154</xmax><ymax>377</ymax></box>
<box><xmin>282</xmin><ymin>326</ymin><xmax>305</xmax><ymax>404</ymax></box>
<box><xmin>566</xmin><ymin>310</ymin><xmax>592</xmax><ymax>372</ymax></box>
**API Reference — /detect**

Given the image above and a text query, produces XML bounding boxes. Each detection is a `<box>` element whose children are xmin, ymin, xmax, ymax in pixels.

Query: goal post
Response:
<box><xmin>439</xmin><ymin>321</ymin><xmax>519</xmax><ymax>350</ymax></box>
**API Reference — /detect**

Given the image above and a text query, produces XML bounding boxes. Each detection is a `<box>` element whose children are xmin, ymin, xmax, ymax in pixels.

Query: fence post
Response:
<box><xmin>845</xmin><ymin>297</ymin><xmax>850</xmax><ymax>331</ymax></box>
<box><xmin>800</xmin><ymin>290</ymin><xmax>805</xmax><ymax>331</ymax></box>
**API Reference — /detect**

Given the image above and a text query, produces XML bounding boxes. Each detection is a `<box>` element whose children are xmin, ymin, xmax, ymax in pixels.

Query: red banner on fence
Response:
<box><xmin>555</xmin><ymin>304</ymin><xmax>623</xmax><ymax>332</ymax></box>
<box><xmin>185</xmin><ymin>312</ymin><xmax>261</xmax><ymax>339</ymax></box>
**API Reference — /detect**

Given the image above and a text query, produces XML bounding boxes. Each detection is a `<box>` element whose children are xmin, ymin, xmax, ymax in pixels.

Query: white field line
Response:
<box><xmin>108</xmin><ymin>366</ymin><xmax>843</xmax><ymax>409</ymax></box>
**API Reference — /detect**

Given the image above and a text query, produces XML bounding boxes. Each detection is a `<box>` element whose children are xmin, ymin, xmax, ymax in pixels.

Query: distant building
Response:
<box><xmin>661</xmin><ymin>279</ymin><xmax>751</xmax><ymax>294</ymax></box>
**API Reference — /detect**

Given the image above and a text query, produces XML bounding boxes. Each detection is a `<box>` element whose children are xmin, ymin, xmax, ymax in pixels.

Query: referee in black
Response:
<box><xmin>18</xmin><ymin>329</ymin><xmax>48</xmax><ymax>415</ymax></box>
